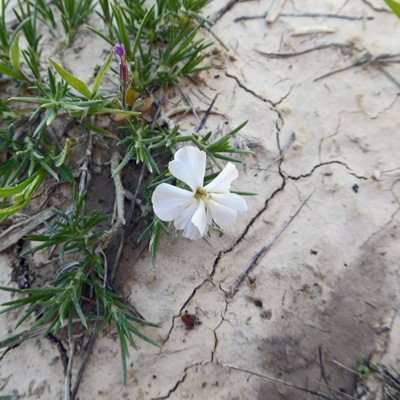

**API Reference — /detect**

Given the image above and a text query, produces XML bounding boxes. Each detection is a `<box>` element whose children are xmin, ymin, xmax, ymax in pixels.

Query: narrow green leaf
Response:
<box><xmin>0</xmin><ymin>63</ymin><xmax>25</xmax><ymax>80</ymax></box>
<box><xmin>54</xmin><ymin>138</ymin><xmax>71</xmax><ymax>167</ymax></box>
<box><xmin>385</xmin><ymin>0</ymin><xmax>400</xmax><ymax>18</ymax></box>
<box><xmin>10</xmin><ymin>31</ymin><xmax>21</xmax><ymax>73</ymax></box>
<box><xmin>29</xmin><ymin>304</ymin><xmax>58</xmax><ymax>330</ymax></box>
<box><xmin>111</xmin><ymin>144</ymin><xmax>136</xmax><ymax>176</ymax></box>
<box><xmin>116</xmin><ymin>323</ymin><xmax>128</xmax><ymax>385</ymax></box>
<box><xmin>85</xmin><ymin>25</ymin><xmax>115</xmax><ymax>46</ymax></box>
<box><xmin>48</xmin><ymin>57</ymin><xmax>91</xmax><ymax>98</ymax></box>
<box><xmin>83</xmin><ymin>121</ymin><xmax>119</xmax><ymax>140</ymax></box>
<box><xmin>213</xmin><ymin>153</ymin><xmax>243</xmax><ymax>163</ymax></box>
<box><xmin>38</xmin><ymin>159</ymin><xmax>59</xmax><ymax>181</ymax></box>
<box><xmin>58</xmin><ymin>164</ymin><xmax>74</xmax><ymax>183</ymax></box>
<box><xmin>123</xmin><ymin>312</ymin><xmax>161</xmax><ymax>328</ymax></box>
<box><xmin>15</xmin><ymin>303</ymin><xmax>40</xmax><ymax>329</ymax></box>
<box><xmin>126</xmin><ymin>322</ymin><xmax>162</xmax><ymax>349</ymax></box>
<box><xmin>230</xmin><ymin>190</ymin><xmax>258</xmax><ymax>196</ymax></box>
<box><xmin>91</xmin><ymin>51</ymin><xmax>114</xmax><ymax>98</ymax></box>
<box><xmin>72</xmin><ymin>295</ymin><xmax>88</xmax><ymax>328</ymax></box>
<box><xmin>88</xmin><ymin>108</ymin><xmax>140</xmax><ymax>116</ymax></box>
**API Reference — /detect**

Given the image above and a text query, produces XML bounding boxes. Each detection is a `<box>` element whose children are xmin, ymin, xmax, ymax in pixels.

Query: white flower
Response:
<box><xmin>151</xmin><ymin>146</ymin><xmax>248</xmax><ymax>240</ymax></box>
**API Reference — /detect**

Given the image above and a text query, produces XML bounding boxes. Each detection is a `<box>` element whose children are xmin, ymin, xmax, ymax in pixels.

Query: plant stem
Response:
<box><xmin>64</xmin><ymin>338</ymin><xmax>75</xmax><ymax>400</ymax></box>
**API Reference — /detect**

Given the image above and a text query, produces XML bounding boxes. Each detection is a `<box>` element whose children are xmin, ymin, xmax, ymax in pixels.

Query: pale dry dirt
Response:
<box><xmin>1</xmin><ymin>0</ymin><xmax>400</xmax><ymax>399</ymax></box>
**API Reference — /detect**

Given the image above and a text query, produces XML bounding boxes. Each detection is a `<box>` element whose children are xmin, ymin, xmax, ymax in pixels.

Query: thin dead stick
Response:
<box><xmin>178</xmin><ymin>85</ymin><xmax>201</xmax><ymax>125</ymax></box>
<box><xmin>230</xmin><ymin>191</ymin><xmax>313</xmax><ymax>297</ymax></box>
<box><xmin>196</xmin><ymin>94</ymin><xmax>218</xmax><ymax>133</ymax></box>
<box><xmin>111</xmin><ymin>152</ymin><xmax>126</xmax><ymax>225</ymax></box>
<box><xmin>319</xmin><ymin>347</ymin><xmax>329</xmax><ymax>386</ymax></box>
<box><xmin>314</xmin><ymin>53</ymin><xmax>373</xmax><ymax>82</ymax></box>
<box><xmin>373</xmin><ymin>61</ymin><xmax>400</xmax><ymax>89</ymax></box>
<box><xmin>100</xmin><ymin>153</ymin><xmax>126</xmax><ymax>248</ymax></box>
<box><xmin>235</xmin><ymin>12</ymin><xmax>374</xmax><ymax>22</ymax></box>
<box><xmin>223</xmin><ymin>364</ymin><xmax>335</xmax><ymax>399</ymax></box>
<box><xmin>46</xmin><ymin>126</ymin><xmax>62</xmax><ymax>151</ymax></box>
<box><xmin>151</xmin><ymin>86</ymin><xmax>166</xmax><ymax>130</ymax></box>
<box><xmin>64</xmin><ymin>338</ymin><xmax>75</xmax><ymax>400</ymax></box>
<box><xmin>291</xmin><ymin>26</ymin><xmax>338</xmax><ymax>36</ymax></box>
<box><xmin>70</xmin><ymin>327</ymin><xmax>97</xmax><ymax>400</ymax></box>
<box><xmin>265</xmin><ymin>132</ymin><xmax>295</xmax><ymax>170</ymax></box>
<box><xmin>109</xmin><ymin>164</ymin><xmax>145</xmax><ymax>283</ymax></box>
<box><xmin>280</xmin><ymin>12</ymin><xmax>374</xmax><ymax>20</ymax></box>
<box><xmin>314</xmin><ymin>380</ymin><xmax>357</xmax><ymax>399</ymax></box>
<box><xmin>313</xmin><ymin>52</ymin><xmax>400</xmax><ymax>84</ymax></box>
<box><xmin>255</xmin><ymin>43</ymin><xmax>353</xmax><ymax>59</ymax></box>
<box><xmin>266</xmin><ymin>0</ymin><xmax>288</xmax><ymax>24</ymax></box>
<box><xmin>0</xmin><ymin>209</ymin><xmax>53</xmax><ymax>252</ymax></box>
<box><xmin>332</xmin><ymin>360</ymin><xmax>358</xmax><ymax>375</ymax></box>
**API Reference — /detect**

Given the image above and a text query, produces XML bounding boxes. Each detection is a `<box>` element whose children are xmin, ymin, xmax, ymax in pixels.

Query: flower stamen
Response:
<box><xmin>194</xmin><ymin>188</ymin><xmax>207</xmax><ymax>202</ymax></box>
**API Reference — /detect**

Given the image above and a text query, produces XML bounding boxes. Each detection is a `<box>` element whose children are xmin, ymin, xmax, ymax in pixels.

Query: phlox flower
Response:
<box><xmin>152</xmin><ymin>146</ymin><xmax>248</xmax><ymax>240</ymax></box>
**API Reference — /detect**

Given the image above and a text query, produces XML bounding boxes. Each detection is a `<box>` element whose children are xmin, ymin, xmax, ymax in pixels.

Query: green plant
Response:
<box><xmin>55</xmin><ymin>0</ymin><xmax>96</xmax><ymax>45</ymax></box>
<box><xmin>1</xmin><ymin>185</ymin><xmax>161</xmax><ymax>385</ymax></box>
<box><xmin>385</xmin><ymin>0</ymin><xmax>400</xmax><ymax>19</ymax></box>
<box><xmin>0</xmin><ymin>0</ymin><xmax>253</xmax><ymax>391</ymax></box>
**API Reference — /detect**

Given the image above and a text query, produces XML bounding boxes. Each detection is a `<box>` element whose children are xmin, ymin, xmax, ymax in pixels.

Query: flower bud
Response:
<box><xmin>120</xmin><ymin>62</ymin><xmax>130</xmax><ymax>85</ymax></box>
<box><xmin>113</xmin><ymin>44</ymin><xmax>130</xmax><ymax>85</ymax></box>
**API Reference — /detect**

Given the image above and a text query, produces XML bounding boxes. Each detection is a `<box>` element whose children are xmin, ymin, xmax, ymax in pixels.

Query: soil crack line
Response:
<box><xmin>211</xmin><ymin>0</ymin><xmax>239</xmax><ymax>22</ymax></box>
<box><xmin>225</xmin><ymin>72</ymin><xmax>291</xmax><ymax>109</ymax></box>
<box><xmin>152</xmin><ymin>362</ymin><xmax>206</xmax><ymax>399</ymax></box>
<box><xmin>361</xmin><ymin>206</ymin><xmax>400</xmax><ymax>249</ymax></box>
<box><xmin>286</xmin><ymin>161</ymin><xmax>368</xmax><ymax>181</ymax></box>
<box><xmin>360</xmin><ymin>0</ymin><xmax>391</xmax><ymax>13</ymax></box>
<box><xmin>229</xmin><ymin>191</ymin><xmax>314</xmax><ymax>298</ymax></box>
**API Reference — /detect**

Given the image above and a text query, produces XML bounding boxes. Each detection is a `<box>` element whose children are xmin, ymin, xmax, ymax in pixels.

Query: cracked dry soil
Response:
<box><xmin>1</xmin><ymin>0</ymin><xmax>400</xmax><ymax>399</ymax></box>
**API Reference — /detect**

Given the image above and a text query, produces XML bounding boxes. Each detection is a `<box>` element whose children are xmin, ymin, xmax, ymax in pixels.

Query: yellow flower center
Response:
<box><xmin>194</xmin><ymin>188</ymin><xmax>207</xmax><ymax>202</ymax></box>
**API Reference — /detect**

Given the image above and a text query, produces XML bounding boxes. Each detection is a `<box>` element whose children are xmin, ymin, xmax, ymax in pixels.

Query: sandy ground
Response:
<box><xmin>1</xmin><ymin>0</ymin><xmax>400</xmax><ymax>399</ymax></box>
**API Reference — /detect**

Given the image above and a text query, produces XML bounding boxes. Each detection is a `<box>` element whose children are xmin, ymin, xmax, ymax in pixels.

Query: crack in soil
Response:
<box><xmin>151</xmin><ymin>361</ymin><xmax>207</xmax><ymax>400</ymax></box>
<box><xmin>360</xmin><ymin>0</ymin><xmax>391</xmax><ymax>13</ymax></box>
<box><xmin>225</xmin><ymin>72</ymin><xmax>292</xmax><ymax>109</ymax></box>
<box><xmin>152</xmin><ymin>371</ymin><xmax>188</xmax><ymax>400</ymax></box>
<box><xmin>360</xmin><ymin>92</ymin><xmax>400</xmax><ymax>120</ymax></box>
<box><xmin>285</xmin><ymin>160</ymin><xmax>368</xmax><ymax>181</ymax></box>
<box><xmin>211</xmin><ymin>0</ymin><xmax>239</xmax><ymax>23</ymax></box>
<box><xmin>47</xmin><ymin>333</ymin><xmax>68</xmax><ymax>374</ymax></box>
<box><xmin>361</xmin><ymin>206</ymin><xmax>400</xmax><ymax>249</ymax></box>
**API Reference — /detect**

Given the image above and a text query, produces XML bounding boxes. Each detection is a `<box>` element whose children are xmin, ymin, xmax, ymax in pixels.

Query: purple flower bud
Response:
<box><xmin>113</xmin><ymin>44</ymin><xmax>130</xmax><ymax>85</ymax></box>
<box><xmin>113</xmin><ymin>44</ymin><xmax>125</xmax><ymax>60</ymax></box>
<box><xmin>120</xmin><ymin>62</ymin><xmax>130</xmax><ymax>85</ymax></box>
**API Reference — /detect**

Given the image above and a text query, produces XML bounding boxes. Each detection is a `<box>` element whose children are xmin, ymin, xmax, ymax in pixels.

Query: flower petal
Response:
<box><xmin>204</xmin><ymin>163</ymin><xmax>238</xmax><ymax>193</ymax></box>
<box><xmin>210</xmin><ymin>193</ymin><xmax>248</xmax><ymax>216</ymax></box>
<box><xmin>191</xmin><ymin>201</ymin><xmax>207</xmax><ymax>236</ymax></box>
<box><xmin>152</xmin><ymin>183</ymin><xmax>194</xmax><ymax>221</ymax></box>
<box><xmin>207</xmin><ymin>199</ymin><xmax>237</xmax><ymax>227</ymax></box>
<box><xmin>174</xmin><ymin>201</ymin><xmax>198</xmax><ymax>230</ymax></box>
<box><xmin>182</xmin><ymin>220</ymin><xmax>203</xmax><ymax>240</ymax></box>
<box><xmin>168</xmin><ymin>146</ymin><xmax>206</xmax><ymax>191</ymax></box>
